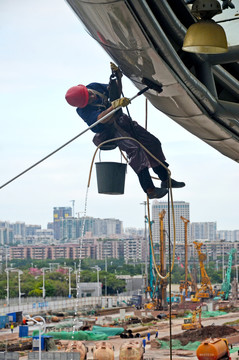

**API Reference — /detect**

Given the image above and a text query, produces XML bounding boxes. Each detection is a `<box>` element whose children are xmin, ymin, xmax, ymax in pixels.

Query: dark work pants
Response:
<box><xmin>138</xmin><ymin>163</ymin><xmax>169</xmax><ymax>193</ymax></box>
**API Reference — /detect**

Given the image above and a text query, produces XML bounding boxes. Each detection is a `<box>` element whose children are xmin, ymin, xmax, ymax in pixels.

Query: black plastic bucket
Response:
<box><xmin>95</xmin><ymin>162</ymin><xmax>127</xmax><ymax>195</ymax></box>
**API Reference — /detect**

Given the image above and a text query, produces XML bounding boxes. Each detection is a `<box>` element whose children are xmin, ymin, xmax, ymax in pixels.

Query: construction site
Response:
<box><xmin>1</xmin><ymin>213</ymin><xmax>239</xmax><ymax>360</ymax></box>
<box><xmin>2</xmin><ymin>0</ymin><xmax>239</xmax><ymax>358</ymax></box>
<box><xmin>1</xmin><ymin>299</ymin><xmax>239</xmax><ymax>360</ymax></box>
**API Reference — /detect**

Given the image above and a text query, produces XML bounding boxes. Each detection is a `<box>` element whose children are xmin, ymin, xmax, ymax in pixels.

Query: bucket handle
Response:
<box><xmin>98</xmin><ymin>148</ymin><xmax>124</xmax><ymax>163</ymax></box>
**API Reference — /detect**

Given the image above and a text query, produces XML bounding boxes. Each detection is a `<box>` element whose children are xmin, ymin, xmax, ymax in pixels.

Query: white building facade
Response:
<box><xmin>152</xmin><ymin>200</ymin><xmax>190</xmax><ymax>244</ymax></box>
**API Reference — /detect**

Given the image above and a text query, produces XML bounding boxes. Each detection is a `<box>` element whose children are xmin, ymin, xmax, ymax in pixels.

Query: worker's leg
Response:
<box><xmin>152</xmin><ymin>163</ymin><xmax>169</xmax><ymax>181</ymax></box>
<box><xmin>120</xmin><ymin>119</ymin><xmax>167</xmax><ymax>167</ymax></box>
<box><xmin>152</xmin><ymin>164</ymin><xmax>185</xmax><ymax>188</ymax></box>
<box><xmin>115</xmin><ymin>136</ymin><xmax>168</xmax><ymax>198</ymax></box>
<box><xmin>137</xmin><ymin>167</ymin><xmax>154</xmax><ymax>192</ymax></box>
<box><xmin>118</xmin><ymin>117</ymin><xmax>185</xmax><ymax>188</ymax></box>
<box><xmin>137</xmin><ymin>168</ymin><xmax>168</xmax><ymax>199</ymax></box>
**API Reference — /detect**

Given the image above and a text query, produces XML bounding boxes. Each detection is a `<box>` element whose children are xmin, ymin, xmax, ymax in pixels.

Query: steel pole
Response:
<box><xmin>69</xmin><ymin>268</ymin><xmax>71</xmax><ymax>298</ymax></box>
<box><xmin>39</xmin><ymin>324</ymin><xmax>41</xmax><ymax>360</ymax></box>
<box><xmin>6</xmin><ymin>269</ymin><xmax>9</xmax><ymax>307</ymax></box>
<box><xmin>97</xmin><ymin>268</ymin><xmax>100</xmax><ymax>297</ymax></box>
<box><xmin>222</xmin><ymin>244</ymin><xmax>225</xmax><ymax>282</ymax></box>
<box><xmin>43</xmin><ymin>269</ymin><xmax>45</xmax><ymax>299</ymax></box>
<box><xmin>141</xmin><ymin>201</ymin><xmax>148</xmax><ymax>289</ymax></box>
<box><xmin>18</xmin><ymin>271</ymin><xmax>21</xmax><ymax>306</ymax></box>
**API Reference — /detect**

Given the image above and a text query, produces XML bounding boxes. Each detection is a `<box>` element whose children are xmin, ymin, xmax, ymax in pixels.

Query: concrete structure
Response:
<box><xmin>0</xmin><ymin>353</ymin><xmax>19</xmax><ymax>360</ymax></box>
<box><xmin>0</xmin><ymin>295</ymin><xmax>131</xmax><ymax>319</ymax></box>
<box><xmin>28</xmin><ymin>354</ymin><xmax>80</xmax><ymax>360</ymax></box>
<box><xmin>116</xmin><ymin>275</ymin><xmax>145</xmax><ymax>294</ymax></box>
<box><xmin>77</xmin><ymin>282</ymin><xmax>102</xmax><ymax>297</ymax></box>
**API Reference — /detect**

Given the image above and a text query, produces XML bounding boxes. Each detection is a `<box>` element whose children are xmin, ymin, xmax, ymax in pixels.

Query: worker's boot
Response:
<box><xmin>138</xmin><ymin>168</ymin><xmax>168</xmax><ymax>198</ymax></box>
<box><xmin>137</xmin><ymin>167</ymin><xmax>154</xmax><ymax>193</ymax></box>
<box><xmin>153</xmin><ymin>163</ymin><xmax>185</xmax><ymax>189</ymax></box>
<box><xmin>147</xmin><ymin>187</ymin><xmax>168</xmax><ymax>199</ymax></box>
<box><xmin>161</xmin><ymin>178</ymin><xmax>185</xmax><ymax>188</ymax></box>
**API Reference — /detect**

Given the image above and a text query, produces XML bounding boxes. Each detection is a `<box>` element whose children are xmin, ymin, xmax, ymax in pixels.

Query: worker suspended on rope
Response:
<box><xmin>65</xmin><ymin>63</ymin><xmax>185</xmax><ymax>198</ymax></box>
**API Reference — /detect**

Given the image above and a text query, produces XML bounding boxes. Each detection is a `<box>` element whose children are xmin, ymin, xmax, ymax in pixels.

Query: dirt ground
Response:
<box><xmin>1</xmin><ymin>309</ymin><xmax>239</xmax><ymax>359</ymax></box>
<box><xmin>161</xmin><ymin>324</ymin><xmax>238</xmax><ymax>345</ymax></box>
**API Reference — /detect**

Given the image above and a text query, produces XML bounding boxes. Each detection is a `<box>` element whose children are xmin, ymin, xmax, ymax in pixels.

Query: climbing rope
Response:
<box><xmin>76</xmin><ymin>185</ymin><xmax>89</xmax><ymax>295</ymax></box>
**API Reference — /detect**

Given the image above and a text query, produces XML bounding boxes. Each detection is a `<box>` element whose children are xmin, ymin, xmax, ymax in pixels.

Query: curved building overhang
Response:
<box><xmin>66</xmin><ymin>0</ymin><xmax>239</xmax><ymax>162</ymax></box>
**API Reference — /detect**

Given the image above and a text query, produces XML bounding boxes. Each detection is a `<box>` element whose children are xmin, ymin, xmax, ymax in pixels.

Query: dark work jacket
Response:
<box><xmin>76</xmin><ymin>82</ymin><xmax>166</xmax><ymax>173</ymax></box>
<box><xmin>76</xmin><ymin>83</ymin><xmax>110</xmax><ymax>133</ymax></box>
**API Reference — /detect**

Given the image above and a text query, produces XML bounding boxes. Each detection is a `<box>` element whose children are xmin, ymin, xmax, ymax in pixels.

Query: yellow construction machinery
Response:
<box><xmin>189</xmin><ymin>269</ymin><xmax>198</xmax><ymax>293</ymax></box>
<box><xmin>192</xmin><ymin>242</ymin><xmax>215</xmax><ymax>301</ymax></box>
<box><xmin>144</xmin><ymin>209</ymin><xmax>167</xmax><ymax>311</ymax></box>
<box><xmin>159</xmin><ymin>210</ymin><xmax>167</xmax><ymax>309</ymax></box>
<box><xmin>182</xmin><ymin>306</ymin><xmax>202</xmax><ymax>330</ymax></box>
<box><xmin>179</xmin><ymin>270</ymin><xmax>198</xmax><ymax>295</ymax></box>
<box><xmin>144</xmin><ymin>298</ymin><xmax>158</xmax><ymax>310</ymax></box>
<box><xmin>179</xmin><ymin>216</ymin><xmax>190</xmax><ymax>298</ymax></box>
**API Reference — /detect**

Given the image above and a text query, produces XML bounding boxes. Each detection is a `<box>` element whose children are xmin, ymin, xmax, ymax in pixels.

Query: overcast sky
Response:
<box><xmin>1</xmin><ymin>0</ymin><xmax>238</xmax><ymax>231</ymax></box>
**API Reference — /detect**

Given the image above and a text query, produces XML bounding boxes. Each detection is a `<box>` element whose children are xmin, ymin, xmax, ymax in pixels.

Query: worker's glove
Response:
<box><xmin>111</xmin><ymin>97</ymin><xmax>130</xmax><ymax>109</ymax></box>
<box><xmin>110</xmin><ymin>62</ymin><xmax>122</xmax><ymax>78</ymax></box>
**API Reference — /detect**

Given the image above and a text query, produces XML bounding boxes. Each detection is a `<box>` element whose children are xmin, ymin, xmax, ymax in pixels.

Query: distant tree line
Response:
<box><xmin>0</xmin><ymin>257</ymin><xmax>233</xmax><ymax>300</ymax></box>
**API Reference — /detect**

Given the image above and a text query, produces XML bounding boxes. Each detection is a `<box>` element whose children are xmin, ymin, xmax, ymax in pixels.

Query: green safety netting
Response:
<box><xmin>158</xmin><ymin>340</ymin><xmax>239</xmax><ymax>355</ymax></box>
<box><xmin>201</xmin><ymin>311</ymin><xmax>227</xmax><ymax>318</ymax></box>
<box><xmin>158</xmin><ymin>339</ymin><xmax>201</xmax><ymax>350</ymax></box>
<box><xmin>185</xmin><ymin>311</ymin><xmax>227</xmax><ymax>318</ymax></box>
<box><xmin>92</xmin><ymin>326</ymin><xmax>124</xmax><ymax>336</ymax></box>
<box><xmin>54</xmin><ymin>321</ymin><xmax>81</xmax><ymax>329</ymax></box>
<box><xmin>230</xmin><ymin>346</ymin><xmax>239</xmax><ymax>354</ymax></box>
<box><xmin>32</xmin><ymin>330</ymin><xmax>108</xmax><ymax>341</ymax></box>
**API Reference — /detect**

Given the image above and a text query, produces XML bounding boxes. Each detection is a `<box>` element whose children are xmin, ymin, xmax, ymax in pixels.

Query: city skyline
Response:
<box><xmin>1</xmin><ymin>207</ymin><xmax>239</xmax><ymax>233</ymax></box>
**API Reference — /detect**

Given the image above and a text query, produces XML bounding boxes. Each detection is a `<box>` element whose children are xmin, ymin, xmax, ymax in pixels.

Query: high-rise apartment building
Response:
<box><xmin>12</xmin><ymin>222</ymin><xmax>26</xmax><ymax>238</ymax></box>
<box><xmin>217</xmin><ymin>230</ymin><xmax>239</xmax><ymax>242</ymax></box>
<box><xmin>0</xmin><ymin>221</ymin><xmax>42</xmax><ymax>245</ymax></box>
<box><xmin>0</xmin><ymin>227</ymin><xmax>14</xmax><ymax>245</ymax></box>
<box><xmin>121</xmin><ymin>238</ymin><xmax>146</xmax><ymax>263</ymax></box>
<box><xmin>96</xmin><ymin>240</ymin><xmax>119</xmax><ymax>260</ymax></box>
<box><xmin>25</xmin><ymin>225</ymin><xmax>41</xmax><ymax>236</ymax></box>
<box><xmin>152</xmin><ymin>200</ymin><xmax>190</xmax><ymax>243</ymax></box>
<box><xmin>191</xmin><ymin>222</ymin><xmax>217</xmax><ymax>241</ymax></box>
<box><xmin>53</xmin><ymin>207</ymin><xmax>72</xmax><ymax>240</ymax></box>
<box><xmin>0</xmin><ymin>221</ymin><xmax>14</xmax><ymax>245</ymax></box>
<box><xmin>55</xmin><ymin>214</ymin><xmax>123</xmax><ymax>241</ymax></box>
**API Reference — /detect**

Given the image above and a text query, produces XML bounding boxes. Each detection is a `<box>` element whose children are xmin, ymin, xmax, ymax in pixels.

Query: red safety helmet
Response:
<box><xmin>65</xmin><ymin>85</ymin><xmax>89</xmax><ymax>108</ymax></box>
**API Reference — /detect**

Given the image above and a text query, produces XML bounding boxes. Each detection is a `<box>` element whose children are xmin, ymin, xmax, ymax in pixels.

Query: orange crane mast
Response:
<box><xmin>180</xmin><ymin>216</ymin><xmax>190</xmax><ymax>297</ymax></box>
<box><xmin>159</xmin><ymin>209</ymin><xmax>167</xmax><ymax>308</ymax></box>
<box><xmin>193</xmin><ymin>241</ymin><xmax>215</xmax><ymax>300</ymax></box>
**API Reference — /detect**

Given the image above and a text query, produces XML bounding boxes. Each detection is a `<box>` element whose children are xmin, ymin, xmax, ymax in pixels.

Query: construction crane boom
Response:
<box><xmin>180</xmin><ymin>216</ymin><xmax>190</xmax><ymax>297</ymax></box>
<box><xmin>192</xmin><ymin>242</ymin><xmax>214</xmax><ymax>300</ymax></box>
<box><xmin>220</xmin><ymin>248</ymin><xmax>236</xmax><ymax>300</ymax></box>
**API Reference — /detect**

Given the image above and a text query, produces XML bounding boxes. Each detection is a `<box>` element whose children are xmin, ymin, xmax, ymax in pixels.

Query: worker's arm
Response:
<box><xmin>97</xmin><ymin>62</ymin><xmax>126</xmax><ymax>123</ymax></box>
<box><xmin>115</xmin><ymin>72</ymin><xmax>122</xmax><ymax>95</ymax></box>
<box><xmin>97</xmin><ymin>105</ymin><xmax>115</xmax><ymax>123</ymax></box>
<box><xmin>97</xmin><ymin>97</ymin><xmax>131</xmax><ymax>123</ymax></box>
<box><xmin>110</xmin><ymin>62</ymin><xmax>123</xmax><ymax>94</ymax></box>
